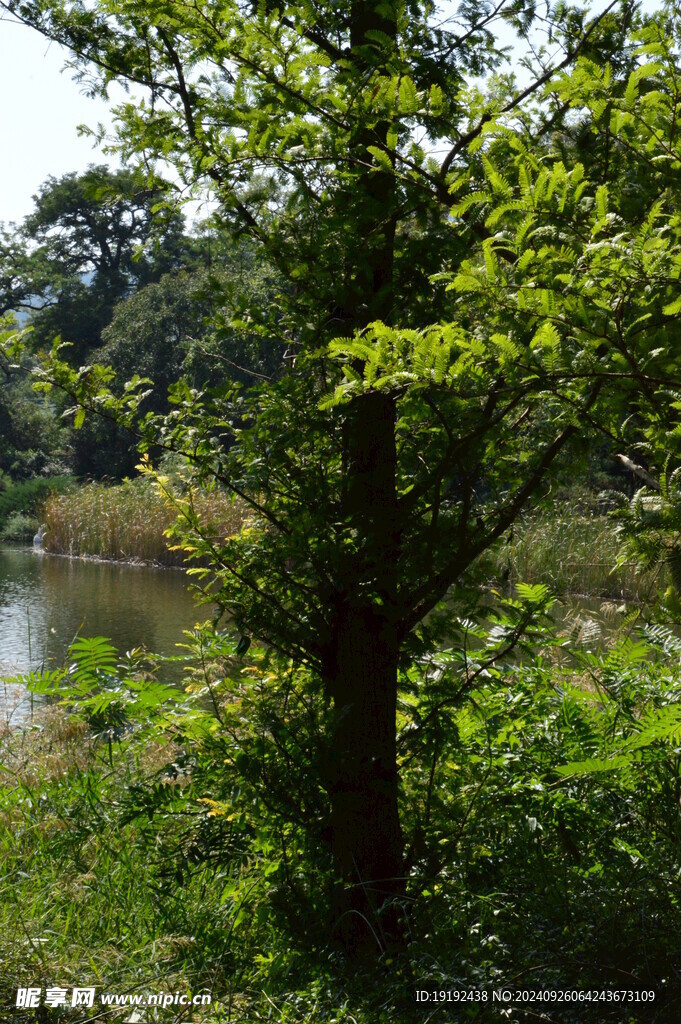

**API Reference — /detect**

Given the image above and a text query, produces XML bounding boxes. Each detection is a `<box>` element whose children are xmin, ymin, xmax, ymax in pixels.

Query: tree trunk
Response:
<box><xmin>324</xmin><ymin>389</ymin><xmax>404</xmax><ymax>952</ymax></box>
<box><xmin>321</xmin><ymin>1</ymin><xmax>403</xmax><ymax>953</ymax></box>
<box><xmin>327</xmin><ymin>604</ymin><xmax>403</xmax><ymax>952</ymax></box>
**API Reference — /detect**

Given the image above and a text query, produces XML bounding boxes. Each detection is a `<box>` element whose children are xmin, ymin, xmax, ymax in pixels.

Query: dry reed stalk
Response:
<box><xmin>41</xmin><ymin>480</ymin><xmax>245</xmax><ymax>566</ymax></box>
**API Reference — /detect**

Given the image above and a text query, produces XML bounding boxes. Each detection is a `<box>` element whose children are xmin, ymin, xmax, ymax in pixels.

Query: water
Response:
<box><xmin>0</xmin><ymin>546</ymin><xmax>631</xmax><ymax>725</ymax></box>
<box><xmin>0</xmin><ymin>546</ymin><xmax>204</xmax><ymax>721</ymax></box>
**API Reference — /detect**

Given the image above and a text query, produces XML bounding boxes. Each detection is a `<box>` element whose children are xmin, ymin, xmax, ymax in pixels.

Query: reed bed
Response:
<box><xmin>41</xmin><ymin>478</ymin><xmax>245</xmax><ymax>565</ymax></box>
<box><xmin>486</xmin><ymin>509</ymin><xmax>661</xmax><ymax>600</ymax></box>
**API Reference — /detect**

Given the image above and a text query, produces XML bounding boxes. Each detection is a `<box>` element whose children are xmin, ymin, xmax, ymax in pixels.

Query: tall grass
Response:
<box><xmin>486</xmin><ymin>508</ymin><xmax>661</xmax><ymax>600</ymax></box>
<box><xmin>43</xmin><ymin>484</ymin><xmax>660</xmax><ymax>594</ymax></box>
<box><xmin>41</xmin><ymin>478</ymin><xmax>245</xmax><ymax>565</ymax></box>
<box><xmin>0</xmin><ymin>711</ymin><xmax>233</xmax><ymax>1022</ymax></box>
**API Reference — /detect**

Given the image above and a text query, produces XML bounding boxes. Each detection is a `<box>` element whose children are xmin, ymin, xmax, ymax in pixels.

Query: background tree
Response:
<box><xmin>0</xmin><ymin>167</ymin><xmax>190</xmax><ymax>479</ymax></box>
<box><xmin>0</xmin><ymin>367</ymin><xmax>66</xmax><ymax>478</ymax></box>
<box><xmin>0</xmin><ymin>228</ymin><xmax>33</xmax><ymax>318</ymax></box>
<box><xmin>74</xmin><ymin>230</ymin><xmax>284</xmax><ymax>477</ymax></box>
<box><xmin>0</xmin><ymin>169</ymin><xmax>286</xmax><ymax>478</ymax></box>
<box><xmin>19</xmin><ymin>165</ymin><xmax>187</xmax><ymax>364</ymax></box>
<box><xmin>100</xmin><ymin>237</ymin><xmax>285</xmax><ymax>396</ymax></box>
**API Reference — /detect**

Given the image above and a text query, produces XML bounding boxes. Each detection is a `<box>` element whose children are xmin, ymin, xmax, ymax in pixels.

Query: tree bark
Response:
<box><xmin>327</xmin><ymin>602</ymin><xmax>404</xmax><ymax>952</ymax></box>
<box><xmin>324</xmin><ymin>389</ymin><xmax>404</xmax><ymax>951</ymax></box>
<box><xmin>319</xmin><ymin>2</ymin><xmax>404</xmax><ymax>953</ymax></box>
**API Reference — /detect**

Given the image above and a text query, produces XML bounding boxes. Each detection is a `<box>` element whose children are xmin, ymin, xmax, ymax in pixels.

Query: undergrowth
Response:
<box><xmin>2</xmin><ymin>595</ymin><xmax>681</xmax><ymax>1021</ymax></box>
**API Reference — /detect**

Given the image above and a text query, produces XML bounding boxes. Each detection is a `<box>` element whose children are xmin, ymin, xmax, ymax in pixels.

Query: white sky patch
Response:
<box><xmin>0</xmin><ymin>15</ymin><xmax>120</xmax><ymax>224</ymax></box>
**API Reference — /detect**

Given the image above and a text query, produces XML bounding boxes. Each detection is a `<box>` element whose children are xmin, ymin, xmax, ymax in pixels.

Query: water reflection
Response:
<box><xmin>0</xmin><ymin>548</ymin><xmax>634</xmax><ymax>726</ymax></box>
<box><xmin>0</xmin><ymin>546</ymin><xmax>202</xmax><ymax>687</ymax></box>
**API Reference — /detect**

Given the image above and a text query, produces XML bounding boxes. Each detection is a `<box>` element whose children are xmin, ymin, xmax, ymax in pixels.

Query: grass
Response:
<box><xmin>41</xmin><ymin>478</ymin><xmax>245</xmax><ymax>565</ymax></box>
<box><xmin>0</xmin><ymin>636</ymin><xmax>418</xmax><ymax>1024</ymax></box>
<box><xmin>40</xmin><ymin>483</ymin><xmax>651</xmax><ymax>599</ymax></box>
<box><xmin>31</xmin><ymin>476</ymin><xmax>656</xmax><ymax>601</ymax></box>
<box><xmin>485</xmin><ymin>506</ymin><xmax>661</xmax><ymax>600</ymax></box>
<box><xmin>0</xmin><ymin>711</ymin><xmax>234</xmax><ymax>1023</ymax></box>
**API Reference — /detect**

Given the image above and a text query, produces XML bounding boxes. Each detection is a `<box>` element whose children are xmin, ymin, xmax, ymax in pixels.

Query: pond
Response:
<box><xmin>0</xmin><ymin>546</ymin><xmax>204</xmax><ymax>723</ymax></box>
<box><xmin>0</xmin><ymin>545</ymin><xmax>630</xmax><ymax>726</ymax></box>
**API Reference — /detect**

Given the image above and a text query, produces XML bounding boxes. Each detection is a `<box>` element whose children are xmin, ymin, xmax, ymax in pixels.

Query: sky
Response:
<box><xmin>0</xmin><ymin>16</ymin><xmax>121</xmax><ymax>225</ymax></box>
<box><xmin>0</xmin><ymin>1</ymin><xmax>663</xmax><ymax>228</ymax></box>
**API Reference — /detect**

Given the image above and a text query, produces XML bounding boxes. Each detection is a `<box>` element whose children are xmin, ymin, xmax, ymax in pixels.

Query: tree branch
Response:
<box><xmin>439</xmin><ymin>0</ymin><xmax>620</xmax><ymax>179</ymax></box>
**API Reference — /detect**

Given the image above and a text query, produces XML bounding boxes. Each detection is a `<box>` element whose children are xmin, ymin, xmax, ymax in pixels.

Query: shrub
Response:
<box><xmin>0</xmin><ymin>511</ymin><xmax>36</xmax><ymax>543</ymax></box>
<box><xmin>0</xmin><ymin>474</ymin><xmax>73</xmax><ymax>524</ymax></box>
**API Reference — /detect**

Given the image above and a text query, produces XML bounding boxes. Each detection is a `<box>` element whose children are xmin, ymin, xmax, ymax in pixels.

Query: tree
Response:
<box><xmin>6</xmin><ymin>165</ymin><xmax>187</xmax><ymax>364</ymax></box>
<box><xmin>0</xmin><ymin>166</ymin><xmax>192</xmax><ymax>478</ymax></box>
<box><xmin>0</xmin><ymin>169</ymin><xmax>188</xmax><ymax>481</ymax></box>
<box><xmin>78</xmin><ymin>230</ymin><xmax>285</xmax><ymax>476</ymax></box>
<box><xmin>0</xmin><ymin>228</ymin><xmax>33</xmax><ymax>318</ymax></box>
<box><xmin>100</xmin><ymin>241</ymin><xmax>285</xmax><ymax>397</ymax></box>
<box><xmin>0</xmin><ymin>368</ymin><xmax>65</xmax><ymax>478</ymax></box>
<box><xmin>6</xmin><ymin>0</ymin><xmax>681</xmax><ymax>951</ymax></box>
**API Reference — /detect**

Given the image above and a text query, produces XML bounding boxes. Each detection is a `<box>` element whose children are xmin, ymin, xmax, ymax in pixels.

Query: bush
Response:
<box><xmin>0</xmin><ymin>474</ymin><xmax>73</xmax><ymax>525</ymax></box>
<box><xmin>0</xmin><ymin>511</ymin><xmax>36</xmax><ymax>543</ymax></box>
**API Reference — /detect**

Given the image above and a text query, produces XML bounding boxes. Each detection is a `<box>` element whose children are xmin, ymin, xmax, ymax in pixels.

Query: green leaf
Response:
<box><xmin>398</xmin><ymin>76</ymin><xmax>420</xmax><ymax>114</ymax></box>
<box><xmin>555</xmin><ymin>754</ymin><xmax>633</xmax><ymax>777</ymax></box>
<box><xmin>515</xmin><ymin>583</ymin><xmax>551</xmax><ymax>604</ymax></box>
<box><xmin>366</xmin><ymin>146</ymin><xmax>393</xmax><ymax>171</ymax></box>
<box><xmin>663</xmin><ymin>296</ymin><xmax>681</xmax><ymax>315</ymax></box>
<box><xmin>429</xmin><ymin>83</ymin><xmax>444</xmax><ymax>115</ymax></box>
<box><xmin>595</xmin><ymin>184</ymin><xmax>609</xmax><ymax>220</ymax></box>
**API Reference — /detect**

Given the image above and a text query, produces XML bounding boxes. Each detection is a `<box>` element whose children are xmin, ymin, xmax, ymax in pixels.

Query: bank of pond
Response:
<box><xmin>0</xmin><ymin>476</ymin><xmax>244</xmax><ymax>565</ymax></box>
<box><xmin>0</xmin><ymin>478</ymin><xmax>663</xmax><ymax>723</ymax></box>
<box><xmin>0</xmin><ymin>476</ymin><xmax>659</xmax><ymax>597</ymax></box>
